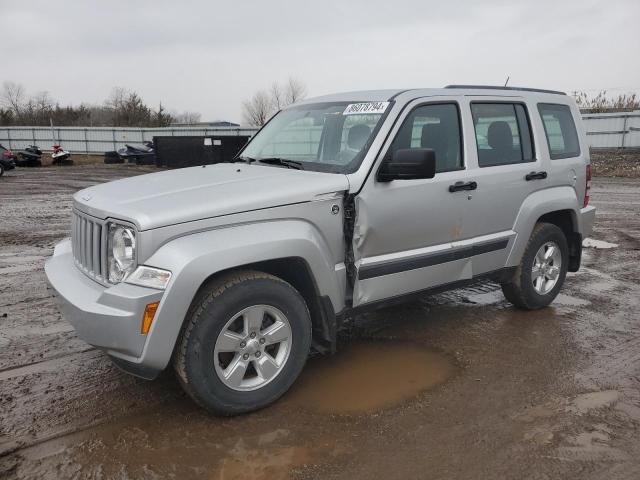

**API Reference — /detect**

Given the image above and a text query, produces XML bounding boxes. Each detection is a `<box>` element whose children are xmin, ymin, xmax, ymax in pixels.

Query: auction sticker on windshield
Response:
<box><xmin>344</xmin><ymin>102</ymin><xmax>390</xmax><ymax>115</ymax></box>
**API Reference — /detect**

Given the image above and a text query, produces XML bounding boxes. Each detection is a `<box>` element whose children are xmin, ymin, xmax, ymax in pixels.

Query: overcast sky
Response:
<box><xmin>2</xmin><ymin>0</ymin><xmax>639</xmax><ymax>123</ymax></box>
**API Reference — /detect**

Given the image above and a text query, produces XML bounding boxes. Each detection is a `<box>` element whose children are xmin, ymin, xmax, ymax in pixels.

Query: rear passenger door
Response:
<box><xmin>462</xmin><ymin>98</ymin><xmax>547</xmax><ymax>275</ymax></box>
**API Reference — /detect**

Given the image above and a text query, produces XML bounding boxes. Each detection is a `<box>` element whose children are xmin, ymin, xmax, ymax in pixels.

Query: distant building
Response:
<box><xmin>170</xmin><ymin>120</ymin><xmax>240</xmax><ymax>127</ymax></box>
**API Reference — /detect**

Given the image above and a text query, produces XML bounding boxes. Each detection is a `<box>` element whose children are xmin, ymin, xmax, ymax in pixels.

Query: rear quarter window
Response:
<box><xmin>537</xmin><ymin>103</ymin><xmax>581</xmax><ymax>159</ymax></box>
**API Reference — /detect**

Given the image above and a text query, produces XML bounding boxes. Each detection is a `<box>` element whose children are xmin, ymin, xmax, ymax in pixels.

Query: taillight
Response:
<box><xmin>583</xmin><ymin>164</ymin><xmax>591</xmax><ymax>207</ymax></box>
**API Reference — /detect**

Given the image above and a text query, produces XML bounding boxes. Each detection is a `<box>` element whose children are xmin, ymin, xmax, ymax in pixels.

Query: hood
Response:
<box><xmin>74</xmin><ymin>163</ymin><xmax>349</xmax><ymax>230</ymax></box>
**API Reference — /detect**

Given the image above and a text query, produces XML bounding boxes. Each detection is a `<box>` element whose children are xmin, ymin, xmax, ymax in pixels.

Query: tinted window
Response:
<box><xmin>389</xmin><ymin>103</ymin><xmax>463</xmax><ymax>173</ymax></box>
<box><xmin>471</xmin><ymin>103</ymin><xmax>534</xmax><ymax>167</ymax></box>
<box><xmin>538</xmin><ymin>103</ymin><xmax>580</xmax><ymax>159</ymax></box>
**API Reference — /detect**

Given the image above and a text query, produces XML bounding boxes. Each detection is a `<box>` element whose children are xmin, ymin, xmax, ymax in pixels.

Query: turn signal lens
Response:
<box><xmin>141</xmin><ymin>301</ymin><xmax>160</xmax><ymax>334</ymax></box>
<box><xmin>584</xmin><ymin>164</ymin><xmax>592</xmax><ymax>207</ymax></box>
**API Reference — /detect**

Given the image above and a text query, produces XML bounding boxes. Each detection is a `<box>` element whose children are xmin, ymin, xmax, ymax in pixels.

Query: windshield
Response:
<box><xmin>239</xmin><ymin>101</ymin><xmax>391</xmax><ymax>173</ymax></box>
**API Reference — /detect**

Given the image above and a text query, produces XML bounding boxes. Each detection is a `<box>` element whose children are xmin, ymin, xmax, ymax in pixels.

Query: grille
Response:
<box><xmin>71</xmin><ymin>210</ymin><xmax>105</xmax><ymax>282</ymax></box>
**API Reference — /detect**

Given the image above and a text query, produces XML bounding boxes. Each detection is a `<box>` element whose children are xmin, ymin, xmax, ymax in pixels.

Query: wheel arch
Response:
<box><xmin>507</xmin><ymin>186</ymin><xmax>582</xmax><ymax>270</ymax></box>
<box><xmin>536</xmin><ymin>209</ymin><xmax>582</xmax><ymax>272</ymax></box>
<box><xmin>185</xmin><ymin>257</ymin><xmax>338</xmax><ymax>358</ymax></box>
<box><xmin>135</xmin><ymin>220</ymin><xmax>344</xmax><ymax>372</ymax></box>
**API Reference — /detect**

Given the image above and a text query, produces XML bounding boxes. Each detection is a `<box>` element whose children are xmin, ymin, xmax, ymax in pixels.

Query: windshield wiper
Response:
<box><xmin>257</xmin><ymin>157</ymin><xmax>304</xmax><ymax>170</ymax></box>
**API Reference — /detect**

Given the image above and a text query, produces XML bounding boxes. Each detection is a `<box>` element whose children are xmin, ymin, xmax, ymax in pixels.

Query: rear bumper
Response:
<box><xmin>579</xmin><ymin>205</ymin><xmax>596</xmax><ymax>237</ymax></box>
<box><xmin>45</xmin><ymin>239</ymin><xmax>164</xmax><ymax>379</ymax></box>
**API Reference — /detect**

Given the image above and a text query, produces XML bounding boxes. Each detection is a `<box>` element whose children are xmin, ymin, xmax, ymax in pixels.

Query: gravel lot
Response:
<box><xmin>0</xmin><ymin>165</ymin><xmax>639</xmax><ymax>479</ymax></box>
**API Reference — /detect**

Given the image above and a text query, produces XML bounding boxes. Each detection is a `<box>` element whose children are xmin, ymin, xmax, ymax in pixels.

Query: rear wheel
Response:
<box><xmin>501</xmin><ymin>223</ymin><xmax>569</xmax><ymax>310</ymax></box>
<box><xmin>174</xmin><ymin>271</ymin><xmax>312</xmax><ymax>415</ymax></box>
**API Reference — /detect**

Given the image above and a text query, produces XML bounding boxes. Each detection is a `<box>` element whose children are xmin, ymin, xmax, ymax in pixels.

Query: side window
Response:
<box><xmin>537</xmin><ymin>103</ymin><xmax>580</xmax><ymax>159</ymax></box>
<box><xmin>471</xmin><ymin>103</ymin><xmax>534</xmax><ymax>167</ymax></box>
<box><xmin>389</xmin><ymin>103</ymin><xmax>463</xmax><ymax>173</ymax></box>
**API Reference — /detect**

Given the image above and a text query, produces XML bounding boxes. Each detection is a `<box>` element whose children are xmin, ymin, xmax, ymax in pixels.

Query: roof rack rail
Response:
<box><xmin>444</xmin><ymin>85</ymin><xmax>566</xmax><ymax>96</ymax></box>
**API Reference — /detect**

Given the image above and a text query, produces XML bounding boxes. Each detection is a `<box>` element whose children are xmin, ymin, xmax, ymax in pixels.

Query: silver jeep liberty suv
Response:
<box><xmin>46</xmin><ymin>85</ymin><xmax>595</xmax><ymax>415</ymax></box>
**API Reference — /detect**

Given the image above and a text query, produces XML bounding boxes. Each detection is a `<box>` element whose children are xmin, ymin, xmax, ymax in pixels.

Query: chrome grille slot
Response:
<box><xmin>71</xmin><ymin>210</ymin><xmax>105</xmax><ymax>283</ymax></box>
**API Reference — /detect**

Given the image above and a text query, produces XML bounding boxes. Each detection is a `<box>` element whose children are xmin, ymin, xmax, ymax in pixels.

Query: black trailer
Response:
<box><xmin>154</xmin><ymin>135</ymin><xmax>250</xmax><ymax>169</ymax></box>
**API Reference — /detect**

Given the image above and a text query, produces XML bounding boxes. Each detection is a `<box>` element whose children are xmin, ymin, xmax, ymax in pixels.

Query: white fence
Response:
<box><xmin>581</xmin><ymin>111</ymin><xmax>640</xmax><ymax>149</ymax></box>
<box><xmin>0</xmin><ymin>110</ymin><xmax>639</xmax><ymax>153</ymax></box>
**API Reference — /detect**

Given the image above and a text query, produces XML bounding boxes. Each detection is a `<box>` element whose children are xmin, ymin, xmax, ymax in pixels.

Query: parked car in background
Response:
<box><xmin>0</xmin><ymin>144</ymin><xmax>17</xmax><ymax>176</ymax></box>
<box><xmin>46</xmin><ymin>85</ymin><xmax>595</xmax><ymax>415</ymax></box>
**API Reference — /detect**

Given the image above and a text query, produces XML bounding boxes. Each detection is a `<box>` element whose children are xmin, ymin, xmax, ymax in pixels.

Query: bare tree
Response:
<box><xmin>173</xmin><ymin>111</ymin><xmax>202</xmax><ymax>125</ymax></box>
<box><xmin>32</xmin><ymin>91</ymin><xmax>54</xmax><ymax>112</ymax></box>
<box><xmin>270</xmin><ymin>82</ymin><xmax>285</xmax><ymax>110</ymax></box>
<box><xmin>1</xmin><ymin>81</ymin><xmax>26</xmax><ymax>115</ymax></box>
<box><xmin>284</xmin><ymin>77</ymin><xmax>307</xmax><ymax>105</ymax></box>
<box><xmin>242</xmin><ymin>77</ymin><xmax>308</xmax><ymax>126</ymax></box>
<box><xmin>242</xmin><ymin>90</ymin><xmax>272</xmax><ymax>126</ymax></box>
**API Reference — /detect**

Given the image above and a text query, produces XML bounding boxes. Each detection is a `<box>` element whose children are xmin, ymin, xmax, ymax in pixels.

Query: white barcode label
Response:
<box><xmin>343</xmin><ymin>102</ymin><xmax>390</xmax><ymax>115</ymax></box>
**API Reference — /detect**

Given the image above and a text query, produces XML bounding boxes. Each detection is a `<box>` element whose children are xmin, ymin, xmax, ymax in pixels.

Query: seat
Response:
<box><xmin>335</xmin><ymin>124</ymin><xmax>371</xmax><ymax>163</ymax></box>
<box><xmin>347</xmin><ymin>124</ymin><xmax>371</xmax><ymax>151</ymax></box>
<box><xmin>421</xmin><ymin>123</ymin><xmax>449</xmax><ymax>170</ymax></box>
<box><xmin>486</xmin><ymin>121</ymin><xmax>517</xmax><ymax>164</ymax></box>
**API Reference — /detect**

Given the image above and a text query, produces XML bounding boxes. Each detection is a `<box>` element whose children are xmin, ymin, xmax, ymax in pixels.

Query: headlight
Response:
<box><xmin>107</xmin><ymin>223</ymin><xmax>136</xmax><ymax>283</ymax></box>
<box><xmin>126</xmin><ymin>266</ymin><xmax>172</xmax><ymax>290</ymax></box>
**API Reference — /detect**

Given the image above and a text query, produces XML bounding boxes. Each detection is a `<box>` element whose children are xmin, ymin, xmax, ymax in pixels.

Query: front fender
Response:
<box><xmin>137</xmin><ymin>220</ymin><xmax>344</xmax><ymax>371</ymax></box>
<box><xmin>506</xmin><ymin>186</ymin><xmax>580</xmax><ymax>267</ymax></box>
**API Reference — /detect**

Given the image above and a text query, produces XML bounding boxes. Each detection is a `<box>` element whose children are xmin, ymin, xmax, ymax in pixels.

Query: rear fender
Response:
<box><xmin>506</xmin><ymin>186</ymin><xmax>580</xmax><ymax>267</ymax></box>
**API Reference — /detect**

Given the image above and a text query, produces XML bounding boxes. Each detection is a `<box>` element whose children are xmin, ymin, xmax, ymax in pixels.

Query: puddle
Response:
<box><xmin>17</xmin><ymin>414</ymin><xmax>344</xmax><ymax>480</ymax></box>
<box><xmin>463</xmin><ymin>289</ymin><xmax>504</xmax><ymax>305</ymax></box>
<box><xmin>554</xmin><ymin>293</ymin><xmax>591</xmax><ymax>307</ymax></box>
<box><xmin>213</xmin><ymin>440</ymin><xmax>311</xmax><ymax>480</ymax></box>
<box><xmin>567</xmin><ymin>390</ymin><xmax>620</xmax><ymax>414</ymax></box>
<box><xmin>285</xmin><ymin>342</ymin><xmax>456</xmax><ymax>414</ymax></box>
<box><xmin>583</xmin><ymin>238</ymin><xmax>618</xmax><ymax>249</ymax></box>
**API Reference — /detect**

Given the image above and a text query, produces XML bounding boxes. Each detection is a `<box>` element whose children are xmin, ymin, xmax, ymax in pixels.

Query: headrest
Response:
<box><xmin>421</xmin><ymin>123</ymin><xmax>445</xmax><ymax>149</ymax></box>
<box><xmin>347</xmin><ymin>124</ymin><xmax>371</xmax><ymax>150</ymax></box>
<box><xmin>487</xmin><ymin>121</ymin><xmax>513</xmax><ymax>151</ymax></box>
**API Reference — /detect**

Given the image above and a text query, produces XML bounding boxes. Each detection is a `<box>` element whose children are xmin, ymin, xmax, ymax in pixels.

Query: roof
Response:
<box><xmin>301</xmin><ymin>86</ymin><xmax>568</xmax><ymax>105</ymax></box>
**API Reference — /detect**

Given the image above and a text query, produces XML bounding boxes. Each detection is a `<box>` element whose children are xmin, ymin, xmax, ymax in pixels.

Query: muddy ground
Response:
<box><xmin>0</xmin><ymin>165</ymin><xmax>639</xmax><ymax>479</ymax></box>
<box><xmin>591</xmin><ymin>149</ymin><xmax>640</xmax><ymax>178</ymax></box>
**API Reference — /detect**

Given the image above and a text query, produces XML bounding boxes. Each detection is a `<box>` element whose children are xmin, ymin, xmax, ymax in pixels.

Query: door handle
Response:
<box><xmin>525</xmin><ymin>171</ymin><xmax>548</xmax><ymax>181</ymax></box>
<box><xmin>448</xmin><ymin>181</ymin><xmax>477</xmax><ymax>193</ymax></box>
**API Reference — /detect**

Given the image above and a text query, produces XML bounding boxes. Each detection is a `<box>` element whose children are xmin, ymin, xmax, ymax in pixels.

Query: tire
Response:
<box><xmin>174</xmin><ymin>270</ymin><xmax>312</xmax><ymax>415</ymax></box>
<box><xmin>501</xmin><ymin>223</ymin><xmax>569</xmax><ymax>310</ymax></box>
<box><xmin>0</xmin><ymin>164</ymin><xmax>4</xmax><ymax>177</ymax></box>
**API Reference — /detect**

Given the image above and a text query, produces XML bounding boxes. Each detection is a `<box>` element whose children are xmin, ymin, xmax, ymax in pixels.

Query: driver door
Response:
<box><xmin>352</xmin><ymin>100</ymin><xmax>474</xmax><ymax>307</ymax></box>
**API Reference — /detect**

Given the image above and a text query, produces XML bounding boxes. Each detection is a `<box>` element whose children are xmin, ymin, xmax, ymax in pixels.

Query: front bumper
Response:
<box><xmin>45</xmin><ymin>239</ymin><xmax>164</xmax><ymax>379</ymax></box>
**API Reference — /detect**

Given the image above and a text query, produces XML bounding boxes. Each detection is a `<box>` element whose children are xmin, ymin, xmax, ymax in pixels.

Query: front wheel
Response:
<box><xmin>174</xmin><ymin>271</ymin><xmax>312</xmax><ymax>415</ymax></box>
<box><xmin>501</xmin><ymin>223</ymin><xmax>569</xmax><ymax>310</ymax></box>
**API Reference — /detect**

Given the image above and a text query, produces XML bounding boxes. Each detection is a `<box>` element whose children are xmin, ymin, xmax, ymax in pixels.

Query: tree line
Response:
<box><xmin>0</xmin><ymin>81</ymin><xmax>202</xmax><ymax>127</ymax></box>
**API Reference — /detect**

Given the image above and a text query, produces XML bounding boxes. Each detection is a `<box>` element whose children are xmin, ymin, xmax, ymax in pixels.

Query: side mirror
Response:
<box><xmin>377</xmin><ymin>148</ymin><xmax>436</xmax><ymax>182</ymax></box>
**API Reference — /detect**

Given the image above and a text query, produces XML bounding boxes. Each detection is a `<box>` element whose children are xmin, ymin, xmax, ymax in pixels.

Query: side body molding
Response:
<box><xmin>137</xmin><ymin>220</ymin><xmax>344</xmax><ymax>371</ymax></box>
<box><xmin>506</xmin><ymin>186</ymin><xmax>581</xmax><ymax>266</ymax></box>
